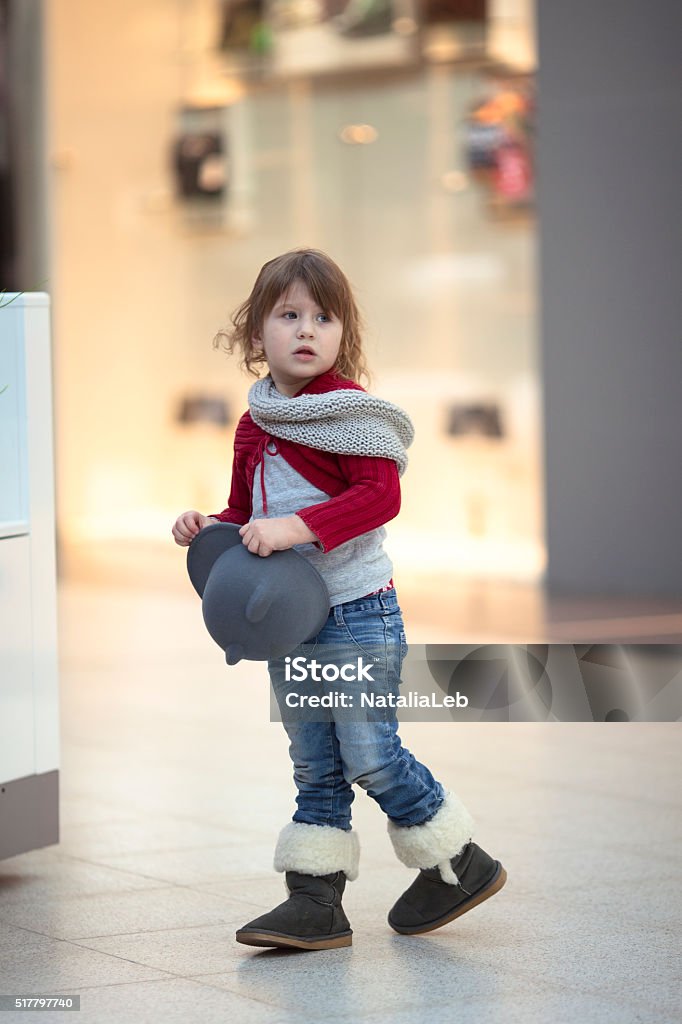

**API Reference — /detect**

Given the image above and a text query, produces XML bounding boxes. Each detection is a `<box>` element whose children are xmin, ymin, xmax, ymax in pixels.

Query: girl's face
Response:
<box><xmin>253</xmin><ymin>280</ymin><xmax>343</xmax><ymax>396</ymax></box>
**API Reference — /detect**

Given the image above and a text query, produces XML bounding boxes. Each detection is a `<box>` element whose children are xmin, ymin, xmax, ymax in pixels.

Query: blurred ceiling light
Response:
<box><xmin>219</xmin><ymin>76</ymin><xmax>247</xmax><ymax>104</ymax></box>
<box><xmin>441</xmin><ymin>170</ymin><xmax>469</xmax><ymax>193</ymax></box>
<box><xmin>392</xmin><ymin>17</ymin><xmax>417</xmax><ymax>36</ymax></box>
<box><xmin>338</xmin><ymin>124</ymin><xmax>378</xmax><ymax>145</ymax></box>
<box><xmin>188</xmin><ymin>77</ymin><xmax>245</xmax><ymax>107</ymax></box>
<box><xmin>423</xmin><ymin>29</ymin><xmax>463</xmax><ymax>63</ymax></box>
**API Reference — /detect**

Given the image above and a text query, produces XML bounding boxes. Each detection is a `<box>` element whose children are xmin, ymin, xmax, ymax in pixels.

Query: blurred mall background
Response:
<box><xmin>0</xmin><ymin>8</ymin><xmax>680</xmax><ymax>1019</ymax></box>
<box><xmin>2</xmin><ymin>0</ymin><xmax>681</xmax><ymax>640</ymax></box>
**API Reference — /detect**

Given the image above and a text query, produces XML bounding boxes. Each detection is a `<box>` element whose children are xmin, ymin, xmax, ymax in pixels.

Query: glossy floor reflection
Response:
<box><xmin>0</xmin><ymin>578</ymin><xmax>679</xmax><ymax>1024</ymax></box>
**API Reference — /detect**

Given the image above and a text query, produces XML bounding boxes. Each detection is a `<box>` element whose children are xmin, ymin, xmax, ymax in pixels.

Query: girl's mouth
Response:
<box><xmin>293</xmin><ymin>347</ymin><xmax>316</xmax><ymax>359</ymax></box>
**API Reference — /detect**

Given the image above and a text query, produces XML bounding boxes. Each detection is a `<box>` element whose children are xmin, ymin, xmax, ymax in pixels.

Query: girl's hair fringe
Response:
<box><xmin>213</xmin><ymin>248</ymin><xmax>370</xmax><ymax>386</ymax></box>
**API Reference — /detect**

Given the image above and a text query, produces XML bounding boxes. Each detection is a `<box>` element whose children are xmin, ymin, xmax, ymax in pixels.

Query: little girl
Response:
<box><xmin>172</xmin><ymin>249</ymin><xmax>506</xmax><ymax>950</ymax></box>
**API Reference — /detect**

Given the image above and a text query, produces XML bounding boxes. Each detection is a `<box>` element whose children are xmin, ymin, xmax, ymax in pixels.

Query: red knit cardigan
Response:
<box><xmin>209</xmin><ymin>370</ymin><xmax>402</xmax><ymax>553</ymax></box>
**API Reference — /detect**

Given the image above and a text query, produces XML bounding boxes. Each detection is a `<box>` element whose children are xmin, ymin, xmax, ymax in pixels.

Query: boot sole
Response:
<box><xmin>388</xmin><ymin>862</ymin><xmax>507</xmax><ymax>936</ymax></box>
<box><xmin>236</xmin><ymin>928</ymin><xmax>352</xmax><ymax>950</ymax></box>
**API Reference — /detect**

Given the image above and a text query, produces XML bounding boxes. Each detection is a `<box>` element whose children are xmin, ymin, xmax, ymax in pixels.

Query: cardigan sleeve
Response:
<box><xmin>295</xmin><ymin>455</ymin><xmax>401</xmax><ymax>553</ymax></box>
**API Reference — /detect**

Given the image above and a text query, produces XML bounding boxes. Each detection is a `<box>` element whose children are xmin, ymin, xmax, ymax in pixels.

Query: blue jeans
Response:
<box><xmin>268</xmin><ymin>589</ymin><xmax>445</xmax><ymax>831</ymax></box>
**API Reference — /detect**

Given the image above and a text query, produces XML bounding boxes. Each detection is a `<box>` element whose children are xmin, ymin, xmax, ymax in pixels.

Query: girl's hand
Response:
<box><xmin>239</xmin><ymin>515</ymin><xmax>316</xmax><ymax>557</ymax></box>
<box><xmin>172</xmin><ymin>510</ymin><xmax>217</xmax><ymax>546</ymax></box>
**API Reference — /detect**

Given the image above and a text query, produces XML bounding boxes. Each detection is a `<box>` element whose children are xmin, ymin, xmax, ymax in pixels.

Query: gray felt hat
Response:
<box><xmin>187</xmin><ymin>523</ymin><xmax>330</xmax><ymax>665</ymax></box>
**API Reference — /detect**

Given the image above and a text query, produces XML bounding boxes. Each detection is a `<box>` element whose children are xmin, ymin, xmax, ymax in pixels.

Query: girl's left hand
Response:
<box><xmin>239</xmin><ymin>515</ymin><xmax>316</xmax><ymax>557</ymax></box>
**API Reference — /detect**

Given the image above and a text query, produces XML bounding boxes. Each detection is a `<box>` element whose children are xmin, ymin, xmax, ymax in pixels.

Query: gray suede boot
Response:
<box><xmin>387</xmin><ymin>791</ymin><xmax>506</xmax><ymax>935</ymax></box>
<box><xmin>388</xmin><ymin>842</ymin><xmax>506</xmax><ymax>935</ymax></box>
<box><xmin>236</xmin><ymin>871</ymin><xmax>353</xmax><ymax>950</ymax></box>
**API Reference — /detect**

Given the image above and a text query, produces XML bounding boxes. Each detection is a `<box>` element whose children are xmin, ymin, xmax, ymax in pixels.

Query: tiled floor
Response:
<box><xmin>0</xmin><ymin>575</ymin><xmax>680</xmax><ymax>1023</ymax></box>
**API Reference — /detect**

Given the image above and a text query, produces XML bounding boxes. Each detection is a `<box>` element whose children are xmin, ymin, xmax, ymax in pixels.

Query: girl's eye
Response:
<box><xmin>282</xmin><ymin>310</ymin><xmax>331</xmax><ymax>322</ymax></box>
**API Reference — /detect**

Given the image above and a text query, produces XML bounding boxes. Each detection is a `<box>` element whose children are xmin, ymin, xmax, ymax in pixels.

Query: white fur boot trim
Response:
<box><xmin>437</xmin><ymin>859</ymin><xmax>462</xmax><ymax>885</ymax></box>
<box><xmin>273</xmin><ymin>822</ymin><xmax>360</xmax><ymax>881</ymax></box>
<box><xmin>387</xmin><ymin>792</ymin><xmax>474</xmax><ymax>885</ymax></box>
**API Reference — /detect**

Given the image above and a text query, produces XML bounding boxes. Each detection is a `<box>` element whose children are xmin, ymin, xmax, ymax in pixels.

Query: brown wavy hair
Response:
<box><xmin>213</xmin><ymin>249</ymin><xmax>370</xmax><ymax>385</ymax></box>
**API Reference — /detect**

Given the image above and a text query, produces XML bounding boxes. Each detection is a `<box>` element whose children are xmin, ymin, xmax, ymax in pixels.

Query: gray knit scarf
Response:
<box><xmin>248</xmin><ymin>376</ymin><xmax>414</xmax><ymax>476</ymax></box>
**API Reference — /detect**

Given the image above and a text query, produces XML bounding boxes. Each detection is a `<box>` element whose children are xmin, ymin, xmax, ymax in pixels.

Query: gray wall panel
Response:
<box><xmin>537</xmin><ymin>0</ymin><xmax>682</xmax><ymax>594</ymax></box>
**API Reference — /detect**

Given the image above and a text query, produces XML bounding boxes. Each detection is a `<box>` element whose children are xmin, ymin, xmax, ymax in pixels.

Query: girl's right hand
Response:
<box><xmin>171</xmin><ymin>510</ymin><xmax>216</xmax><ymax>546</ymax></box>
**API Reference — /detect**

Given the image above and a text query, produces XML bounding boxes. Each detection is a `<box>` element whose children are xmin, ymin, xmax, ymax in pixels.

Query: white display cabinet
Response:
<box><xmin>0</xmin><ymin>293</ymin><xmax>59</xmax><ymax>859</ymax></box>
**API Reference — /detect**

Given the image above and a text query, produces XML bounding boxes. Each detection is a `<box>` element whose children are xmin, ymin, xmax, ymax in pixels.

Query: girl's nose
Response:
<box><xmin>297</xmin><ymin>318</ymin><xmax>315</xmax><ymax>338</ymax></box>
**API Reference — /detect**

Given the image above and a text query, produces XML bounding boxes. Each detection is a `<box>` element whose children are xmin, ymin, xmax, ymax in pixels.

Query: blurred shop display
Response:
<box><xmin>446</xmin><ymin>401</ymin><xmax>504</xmax><ymax>439</ymax></box>
<box><xmin>424</xmin><ymin>0</ymin><xmax>486</xmax><ymax>22</ymax></box>
<box><xmin>208</xmin><ymin>0</ymin><xmax>530</xmax><ymax>81</ymax></box>
<box><xmin>176</xmin><ymin>393</ymin><xmax>231</xmax><ymax>428</ymax></box>
<box><xmin>216</xmin><ymin>0</ymin><xmax>420</xmax><ymax>78</ymax></box>
<box><xmin>383</xmin><ymin>372</ymin><xmax>543</xmax><ymax>580</ymax></box>
<box><xmin>334</xmin><ymin>0</ymin><xmax>392</xmax><ymax>38</ymax></box>
<box><xmin>218</xmin><ymin>0</ymin><xmax>272</xmax><ymax>58</ymax></box>
<box><xmin>420</xmin><ymin>0</ymin><xmax>487</xmax><ymax>63</ymax></box>
<box><xmin>172</xmin><ymin>107</ymin><xmax>228</xmax><ymax>201</ymax></box>
<box><xmin>444</xmin><ymin>396</ymin><xmax>509</xmax><ymax>539</ymax></box>
<box><xmin>172</xmin><ymin>390</ymin><xmax>234</xmax><ymax>513</ymax></box>
<box><xmin>465</xmin><ymin>75</ymin><xmax>534</xmax><ymax>213</ymax></box>
<box><xmin>171</xmin><ymin>105</ymin><xmax>234</xmax><ymax>230</ymax></box>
